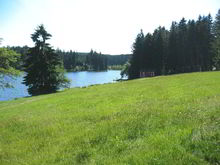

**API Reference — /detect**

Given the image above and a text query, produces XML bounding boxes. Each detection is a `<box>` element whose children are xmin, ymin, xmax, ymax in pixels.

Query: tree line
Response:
<box><xmin>128</xmin><ymin>9</ymin><xmax>220</xmax><ymax>79</ymax></box>
<box><xmin>60</xmin><ymin>50</ymin><xmax>130</xmax><ymax>71</ymax></box>
<box><xmin>8</xmin><ymin>46</ymin><xmax>130</xmax><ymax>71</ymax></box>
<box><xmin>57</xmin><ymin>49</ymin><xmax>108</xmax><ymax>71</ymax></box>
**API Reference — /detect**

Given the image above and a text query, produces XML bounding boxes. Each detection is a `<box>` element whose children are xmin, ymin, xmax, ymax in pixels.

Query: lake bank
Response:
<box><xmin>0</xmin><ymin>70</ymin><xmax>123</xmax><ymax>101</ymax></box>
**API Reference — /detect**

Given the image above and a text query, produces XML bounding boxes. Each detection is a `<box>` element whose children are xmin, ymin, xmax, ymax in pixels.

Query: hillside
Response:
<box><xmin>0</xmin><ymin>72</ymin><xmax>220</xmax><ymax>164</ymax></box>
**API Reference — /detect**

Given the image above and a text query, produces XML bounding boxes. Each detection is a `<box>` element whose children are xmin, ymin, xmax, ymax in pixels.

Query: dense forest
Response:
<box><xmin>7</xmin><ymin>46</ymin><xmax>130</xmax><ymax>71</ymax></box>
<box><xmin>57</xmin><ymin>49</ymin><xmax>130</xmax><ymax>71</ymax></box>
<box><xmin>128</xmin><ymin>9</ymin><xmax>220</xmax><ymax>79</ymax></box>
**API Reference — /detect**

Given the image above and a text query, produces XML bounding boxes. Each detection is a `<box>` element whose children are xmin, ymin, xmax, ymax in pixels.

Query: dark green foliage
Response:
<box><xmin>57</xmin><ymin>49</ymin><xmax>77</xmax><ymax>70</ymax></box>
<box><xmin>58</xmin><ymin>49</ymin><xmax>107</xmax><ymax>71</ymax></box>
<box><xmin>128</xmin><ymin>30</ymin><xmax>144</xmax><ymax>79</ymax></box>
<box><xmin>185</xmin><ymin>20</ymin><xmax>197</xmax><ymax>72</ymax></box>
<box><xmin>212</xmin><ymin>9</ymin><xmax>220</xmax><ymax>70</ymax></box>
<box><xmin>106</xmin><ymin>54</ymin><xmax>131</xmax><ymax>66</ymax></box>
<box><xmin>23</xmin><ymin>25</ymin><xmax>70</xmax><ymax>96</ymax></box>
<box><xmin>195</xmin><ymin>15</ymin><xmax>214</xmax><ymax>71</ymax></box>
<box><xmin>7</xmin><ymin>46</ymin><xmax>29</xmax><ymax>70</ymax></box>
<box><xmin>167</xmin><ymin>22</ymin><xmax>178</xmax><ymax>73</ymax></box>
<box><xmin>58</xmin><ymin>50</ymin><xmax>130</xmax><ymax>71</ymax></box>
<box><xmin>152</xmin><ymin>27</ymin><xmax>169</xmax><ymax>75</ymax></box>
<box><xmin>177</xmin><ymin>18</ymin><xmax>188</xmax><ymax>72</ymax></box>
<box><xmin>143</xmin><ymin>33</ymin><xmax>154</xmax><ymax>72</ymax></box>
<box><xmin>128</xmin><ymin>11</ymin><xmax>217</xmax><ymax>79</ymax></box>
<box><xmin>86</xmin><ymin>49</ymin><xmax>107</xmax><ymax>71</ymax></box>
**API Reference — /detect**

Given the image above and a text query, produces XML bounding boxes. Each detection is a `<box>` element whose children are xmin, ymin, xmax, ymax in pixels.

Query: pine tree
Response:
<box><xmin>23</xmin><ymin>25</ymin><xmax>70</xmax><ymax>95</ymax></box>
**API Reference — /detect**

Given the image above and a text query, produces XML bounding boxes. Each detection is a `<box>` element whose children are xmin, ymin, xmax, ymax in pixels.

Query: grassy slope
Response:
<box><xmin>0</xmin><ymin>72</ymin><xmax>220</xmax><ymax>165</ymax></box>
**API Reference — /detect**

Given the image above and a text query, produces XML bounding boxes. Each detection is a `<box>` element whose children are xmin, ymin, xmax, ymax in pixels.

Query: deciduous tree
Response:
<box><xmin>0</xmin><ymin>46</ymin><xmax>20</xmax><ymax>88</ymax></box>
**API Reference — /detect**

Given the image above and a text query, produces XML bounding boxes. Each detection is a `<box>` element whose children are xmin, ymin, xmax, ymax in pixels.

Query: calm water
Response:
<box><xmin>0</xmin><ymin>70</ymin><xmax>122</xmax><ymax>101</ymax></box>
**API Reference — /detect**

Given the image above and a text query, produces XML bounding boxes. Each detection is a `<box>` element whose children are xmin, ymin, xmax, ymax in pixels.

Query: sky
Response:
<box><xmin>0</xmin><ymin>0</ymin><xmax>219</xmax><ymax>54</ymax></box>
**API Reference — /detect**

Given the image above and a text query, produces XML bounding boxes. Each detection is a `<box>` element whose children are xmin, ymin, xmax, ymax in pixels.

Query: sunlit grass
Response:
<box><xmin>0</xmin><ymin>71</ymin><xmax>220</xmax><ymax>164</ymax></box>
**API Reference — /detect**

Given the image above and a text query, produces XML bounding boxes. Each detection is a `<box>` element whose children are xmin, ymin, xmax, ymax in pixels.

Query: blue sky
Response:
<box><xmin>0</xmin><ymin>0</ymin><xmax>219</xmax><ymax>54</ymax></box>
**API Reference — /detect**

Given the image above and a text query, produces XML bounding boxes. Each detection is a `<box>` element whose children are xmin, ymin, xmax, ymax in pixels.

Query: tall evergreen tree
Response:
<box><xmin>152</xmin><ymin>26</ymin><xmax>169</xmax><ymax>75</ymax></box>
<box><xmin>177</xmin><ymin>18</ymin><xmax>188</xmax><ymax>72</ymax></box>
<box><xmin>196</xmin><ymin>15</ymin><xmax>213</xmax><ymax>71</ymax></box>
<box><xmin>143</xmin><ymin>33</ymin><xmax>154</xmax><ymax>71</ymax></box>
<box><xmin>212</xmin><ymin>9</ymin><xmax>220</xmax><ymax>70</ymax></box>
<box><xmin>128</xmin><ymin>30</ymin><xmax>144</xmax><ymax>79</ymax></box>
<box><xmin>23</xmin><ymin>25</ymin><xmax>70</xmax><ymax>95</ymax></box>
<box><xmin>167</xmin><ymin>22</ymin><xmax>178</xmax><ymax>73</ymax></box>
<box><xmin>205</xmin><ymin>14</ymin><xmax>214</xmax><ymax>70</ymax></box>
<box><xmin>186</xmin><ymin>20</ymin><xmax>197</xmax><ymax>72</ymax></box>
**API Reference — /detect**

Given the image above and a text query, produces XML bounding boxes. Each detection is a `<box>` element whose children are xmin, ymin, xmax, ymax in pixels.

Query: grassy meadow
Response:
<box><xmin>0</xmin><ymin>71</ymin><xmax>220</xmax><ymax>164</ymax></box>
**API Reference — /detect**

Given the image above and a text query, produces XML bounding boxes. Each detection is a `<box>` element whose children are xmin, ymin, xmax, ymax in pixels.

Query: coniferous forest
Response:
<box><xmin>128</xmin><ymin>10</ymin><xmax>220</xmax><ymax>79</ymax></box>
<box><xmin>7</xmin><ymin>46</ymin><xmax>130</xmax><ymax>72</ymax></box>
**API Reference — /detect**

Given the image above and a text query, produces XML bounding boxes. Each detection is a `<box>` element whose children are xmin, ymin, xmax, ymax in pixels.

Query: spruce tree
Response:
<box><xmin>186</xmin><ymin>20</ymin><xmax>197</xmax><ymax>72</ymax></box>
<box><xmin>167</xmin><ymin>22</ymin><xmax>178</xmax><ymax>73</ymax></box>
<box><xmin>143</xmin><ymin>33</ymin><xmax>154</xmax><ymax>72</ymax></box>
<box><xmin>212</xmin><ymin>9</ymin><xmax>220</xmax><ymax>70</ymax></box>
<box><xmin>128</xmin><ymin>30</ymin><xmax>144</xmax><ymax>79</ymax></box>
<box><xmin>196</xmin><ymin>15</ymin><xmax>213</xmax><ymax>71</ymax></box>
<box><xmin>177</xmin><ymin>18</ymin><xmax>187</xmax><ymax>72</ymax></box>
<box><xmin>23</xmin><ymin>25</ymin><xmax>70</xmax><ymax>95</ymax></box>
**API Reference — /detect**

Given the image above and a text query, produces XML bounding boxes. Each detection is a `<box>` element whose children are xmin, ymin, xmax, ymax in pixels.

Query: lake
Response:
<box><xmin>0</xmin><ymin>70</ymin><xmax>123</xmax><ymax>101</ymax></box>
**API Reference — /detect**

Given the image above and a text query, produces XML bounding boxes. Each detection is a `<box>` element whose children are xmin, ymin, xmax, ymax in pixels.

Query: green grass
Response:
<box><xmin>0</xmin><ymin>71</ymin><xmax>220</xmax><ymax>165</ymax></box>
